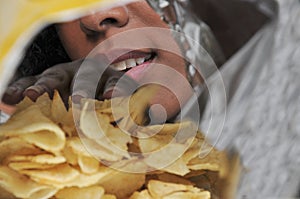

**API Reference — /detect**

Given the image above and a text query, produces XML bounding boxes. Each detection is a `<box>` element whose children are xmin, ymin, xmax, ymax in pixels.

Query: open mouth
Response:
<box><xmin>101</xmin><ymin>50</ymin><xmax>156</xmax><ymax>98</ymax></box>
<box><xmin>109</xmin><ymin>51</ymin><xmax>156</xmax><ymax>72</ymax></box>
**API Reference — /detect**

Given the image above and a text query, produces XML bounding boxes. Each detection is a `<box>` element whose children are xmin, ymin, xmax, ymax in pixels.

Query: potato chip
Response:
<box><xmin>0</xmin><ymin>105</ymin><xmax>66</xmax><ymax>152</ymax></box>
<box><xmin>147</xmin><ymin>180</ymin><xmax>210</xmax><ymax>199</ymax></box>
<box><xmin>158</xmin><ymin>157</ymin><xmax>190</xmax><ymax>176</ymax></box>
<box><xmin>144</xmin><ymin>143</ymin><xmax>189</xmax><ymax>175</ymax></box>
<box><xmin>97</xmin><ymin>97</ymin><xmax>129</xmax><ymax>123</ymax></box>
<box><xmin>64</xmin><ymin>137</ymin><xmax>92</xmax><ymax>157</ymax></box>
<box><xmin>63</xmin><ymin>142</ymin><xmax>78</xmax><ymax>165</ymax></box>
<box><xmin>105</xmin><ymin>127</ymin><xmax>132</xmax><ymax>151</ymax></box>
<box><xmin>8</xmin><ymin>162</ymin><xmax>58</xmax><ymax>171</ymax></box>
<box><xmin>14</xmin><ymin>96</ymin><xmax>34</xmax><ymax>114</ymax></box>
<box><xmin>36</xmin><ymin>93</ymin><xmax>53</xmax><ymax>114</ymax></box>
<box><xmin>50</xmin><ymin>91</ymin><xmax>68</xmax><ymax>124</ymax></box>
<box><xmin>63</xmin><ymin>137</ymin><xmax>121</xmax><ymax>172</ymax></box>
<box><xmin>0</xmin><ymin>137</ymin><xmax>38</xmax><ymax>163</ymax></box>
<box><xmin>0</xmin><ymin>86</ymin><xmax>236</xmax><ymax>199</ymax></box>
<box><xmin>80</xmin><ymin>138</ymin><xmax>126</xmax><ymax>162</ymax></box>
<box><xmin>78</xmin><ymin>154</ymin><xmax>99</xmax><ymax>174</ymax></box>
<box><xmin>109</xmin><ymin>158</ymin><xmax>149</xmax><ymax>174</ymax></box>
<box><xmin>98</xmin><ymin>170</ymin><xmax>145</xmax><ymax>199</ymax></box>
<box><xmin>138</xmin><ymin>133</ymin><xmax>174</xmax><ymax>153</ymax></box>
<box><xmin>21</xmin><ymin>163</ymin><xmax>115</xmax><ymax>188</ymax></box>
<box><xmin>7</xmin><ymin>154</ymin><xmax>66</xmax><ymax>164</ymax></box>
<box><xmin>148</xmin><ymin>179</ymin><xmax>193</xmax><ymax>197</ymax></box>
<box><xmin>147</xmin><ymin>173</ymin><xmax>193</xmax><ymax>186</ymax></box>
<box><xmin>64</xmin><ymin>166</ymin><xmax>115</xmax><ymax>188</ymax></box>
<box><xmin>136</xmin><ymin>123</ymin><xmax>181</xmax><ymax>137</ymax></box>
<box><xmin>19</xmin><ymin>163</ymin><xmax>79</xmax><ymax>187</ymax></box>
<box><xmin>163</xmin><ymin>191</ymin><xmax>210</xmax><ymax>199</ymax></box>
<box><xmin>20</xmin><ymin>130</ymin><xmax>65</xmax><ymax>153</ymax></box>
<box><xmin>137</xmin><ymin>123</ymin><xmax>191</xmax><ymax>153</ymax></box>
<box><xmin>0</xmin><ymin>166</ymin><xmax>58</xmax><ymax>199</ymax></box>
<box><xmin>188</xmin><ymin>148</ymin><xmax>229</xmax><ymax>178</ymax></box>
<box><xmin>55</xmin><ymin>186</ymin><xmax>105</xmax><ymax>199</ymax></box>
<box><xmin>102</xmin><ymin>194</ymin><xmax>117</xmax><ymax>199</ymax></box>
<box><xmin>130</xmin><ymin>180</ymin><xmax>211</xmax><ymax>199</ymax></box>
<box><xmin>80</xmin><ymin>102</ymin><xmax>131</xmax><ymax>161</ymax></box>
<box><xmin>181</xmin><ymin>136</ymin><xmax>204</xmax><ymax>164</ymax></box>
<box><xmin>129</xmin><ymin>190</ymin><xmax>153</xmax><ymax>199</ymax></box>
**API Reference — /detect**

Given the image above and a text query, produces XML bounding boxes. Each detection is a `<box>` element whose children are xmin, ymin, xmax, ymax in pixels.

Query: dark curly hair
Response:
<box><xmin>17</xmin><ymin>25</ymin><xmax>71</xmax><ymax>77</ymax></box>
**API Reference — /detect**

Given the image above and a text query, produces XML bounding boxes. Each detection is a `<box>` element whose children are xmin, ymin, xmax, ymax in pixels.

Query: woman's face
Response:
<box><xmin>56</xmin><ymin>0</ymin><xmax>193</xmax><ymax>121</ymax></box>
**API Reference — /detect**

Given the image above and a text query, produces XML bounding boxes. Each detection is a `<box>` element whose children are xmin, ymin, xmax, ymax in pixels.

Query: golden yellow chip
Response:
<box><xmin>137</xmin><ymin>123</ymin><xmax>181</xmax><ymax>136</ymax></box>
<box><xmin>20</xmin><ymin>130</ymin><xmax>65</xmax><ymax>153</ymax></box>
<box><xmin>102</xmin><ymin>194</ymin><xmax>117</xmax><ymax>199</ymax></box>
<box><xmin>138</xmin><ymin>133</ymin><xmax>174</xmax><ymax>153</ymax></box>
<box><xmin>80</xmin><ymin>102</ymin><xmax>131</xmax><ymax>161</ymax></box>
<box><xmin>148</xmin><ymin>180</ymin><xmax>192</xmax><ymax>197</ymax></box>
<box><xmin>55</xmin><ymin>186</ymin><xmax>105</xmax><ymax>199</ymax></box>
<box><xmin>63</xmin><ymin>142</ymin><xmax>78</xmax><ymax>166</ymax></box>
<box><xmin>144</xmin><ymin>143</ymin><xmax>188</xmax><ymax>175</ymax></box>
<box><xmin>0</xmin><ymin>105</ymin><xmax>66</xmax><ymax>152</ymax></box>
<box><xmin>65</xmin><ymin>166</ymin><xmax>115</xmax><ymax>188</ymax></box>
<box><xmin>181</xmin><ymin>137</ymin><xmax>204</xmax><ymax>164</ymax></box>
<box><xmin>80</xmin><ymin>138</ymin><xmax>126</xmax><ymax>162</ymax></box>
<box><xmin>98</xmin><ymin>170</ymin><xmax>145</xmax><ymax>199</ymax></box>
<box><xmin>0</xmin><ymin>85</ymin><xmax>236</xmax><ymax>199</ymax></box>
<box><xmin>19</xmin><ymin>163</ymin><xmax>79</xmax><ymax>187</ymax></box>
<box><xmin>7</xmin><ymin>154</ymin><xmax>66</xmax><ymax>164</ymax></box>
<box><xmin>159</xmin><ymin>157</ymin><xmax>190</xmax><ymax>176</ymax></box>
<box><xmin>21</xmin><ymin>163</ymin><xmax>115</xmax><ymax>188</ymax></box>
<box><xmin>0</xmin><ymin>137</ymin><xmax>38</xmax><ymax>163</ymax></box>
<box><xmin>109</xmin><ymin>158</ymin><xmax>149</xmax><ymax>174</ymax></box>
<box><xmin>163</xmin><ymin>191</ymin><xmax>210</xmax><ymax>199</ymax></box>
<box><xmin>0</xmin><ymin>166</ymin><xmax>58</xmax><ymax>199</ymax></box>
<box><xmin>134</xmin><ymin>123</ymin><xmax>182</xmax><ymax>144</ymax></box>
<box><xmin>78</xmin><ymin>155</ymin><xmax>100</xmax><ymax>174</ymax></box>
<box><xmin>50</xmin><ymin>91</ymin><xmax>68</xmax><ymax>124</ymax></box>
<box><xmin>188</xmin><ymin>148</ymin><xmax>229</xmax><ymax>178</ymax></box>
<box><xmin>8</xmin><ymin>162</ymin><xmax>58</xmax><ymax>171</ymax></box>
<box><xmin>129</xmin><ymin>190</ymin><xmax>152</xmax><ymax>199</ymax></box>
<box><xmin>147</xmin><ymin>173</ymin><xmax>193</xmax><ymax>186</ymax></box>
<box><xmin>14</xmin><ymin>96</ymin><xmax>34</xmax><ymax>114</ymax></box>
<box><xmin>63</xmin><ymin>137</ymin><xmax>113</xmax><ymax>174</ymax></box>
<box><xmin>147</xmin><ymin>180</ymin><xmax>210</xmax><ymax>199</ymax></box>
<box><xmin>64</xmin><ymin>137</ymin><xmax>92</xmax><ymax>157</ymax></box>
<box><xmin>98</xmin><ymin>97</ymin><xmax>129</xmax><ymax>123</ymax></box>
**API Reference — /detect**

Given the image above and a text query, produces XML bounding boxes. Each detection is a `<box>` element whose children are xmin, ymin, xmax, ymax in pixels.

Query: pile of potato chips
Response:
<box><xmin>0</xmin><ymin>87</ymin><xmax>238</xmax><ymax>199</ymax></box>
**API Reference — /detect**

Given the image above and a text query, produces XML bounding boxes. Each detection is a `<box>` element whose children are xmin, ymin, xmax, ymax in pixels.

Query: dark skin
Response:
<box><xmin>2</xmin><ymin>0</ymin><xmax>194</xmax><ymax>121</ymax></box>
<box><xmin>2</xmin><ymin>60</ymin><xmax>136</xmax><ymax>105</ymax></box>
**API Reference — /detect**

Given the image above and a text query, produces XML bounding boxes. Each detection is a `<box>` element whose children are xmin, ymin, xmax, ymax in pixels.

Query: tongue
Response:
<box><xmin>125</xmin><ymin>61</ymin><xmax>150</xmax><ymax>82</ymax></box>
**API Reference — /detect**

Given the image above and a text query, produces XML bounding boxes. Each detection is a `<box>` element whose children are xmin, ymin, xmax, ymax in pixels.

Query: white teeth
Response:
<box><xmin>126</xmin><ymin>59</ymin><xmax>137</xmax><ymax>68</ymax></box>
<box><xmin>136</xmin><ymin>57</ymin><xmax>145</xmax><ymax>65</ymax></box>
<box><xmin>110</xmin><ymin>55</ymin><xmax>151</xmax><ymax>71</ymax></box>
<box><xmin>114</xmin><ymin>61</ymin><xmax>126</xmax><ymax>71</ymax></box>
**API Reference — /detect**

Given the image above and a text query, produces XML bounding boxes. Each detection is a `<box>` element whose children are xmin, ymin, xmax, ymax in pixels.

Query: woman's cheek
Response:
<box><xmin>56</xmin><ymin>22</ymin><xmax>92</xmax><ymax>60</ymax></box>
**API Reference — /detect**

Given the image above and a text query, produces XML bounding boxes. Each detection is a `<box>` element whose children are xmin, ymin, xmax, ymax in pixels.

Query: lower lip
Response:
<box><xmin>125</xmin><ymin>60</ymin><xmax>152</xmax><ymax>82</ymax></box>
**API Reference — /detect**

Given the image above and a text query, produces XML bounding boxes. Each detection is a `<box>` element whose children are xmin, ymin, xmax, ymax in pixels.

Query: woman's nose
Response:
<box><xmin>79</xmin><ymin>6</ymin><xmax>129</xmax><ymax>33</ymax></box>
